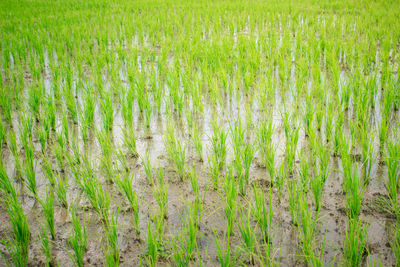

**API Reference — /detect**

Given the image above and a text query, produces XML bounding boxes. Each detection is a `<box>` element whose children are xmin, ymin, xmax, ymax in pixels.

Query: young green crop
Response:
<box><xmin>8</xmin><ymin>129</ymin><xmax>22</xmax><ymax>180</ymax></box>
<box><xmin>68</xmin><ymin>206</ymin><xmax>87</xmax><ymax>267</ymax></box>
<box><xmin>343</xmin><ymin>219</ymin><xmax>368</xmax><ymax>266</ymax></box>
<box><xmin>190</xmin><ymin>123</ymin><xmax>203</xmax><ymax>162</ymax></box>
<box><xmin>115</xmin><ymin>172</ymin><xmax>140</xmax><ymax>235</ymax></box>
<box><xmin>141</xmin><ymin>150</ymin><xmax>154</xmax><ymax>186</ymax></box>
<box><xmin>383</xmin><ymin>133</ymin><xmax>400</xmax><ymax>218</ymax></box>
<box><xmin>122</xmin><ymin>125</ymin><xmax>138</xmax><ymax>157</ymax></box>
<box><xmin>39</xmin><ymin>187</ymin><xmax>56</xmax><ymax>240</ymax></box>
<box><xmin>252</xmin><ymin>186</ymin><xmax>273</xmax><ymax>242</ymax></box>
<box><xmin>211</xmin><ymin>120</ymin><xmax>227</xmax><ymax>171</ymax></box>
<box><xmin>287</xmin><ymin>178</ymin><xmax>299</xmax><ymax>225</ymax></box>
<box><xmin>164</xmin><ymin>121</ymin><xmax>186</xmax><ymax>180</ymax></box>
<box><xmin>171</xmin><ymin>211</ymin><xmax>198</xmax><ymax>266</ymax></box>
<box><xmin>237</xmin><ymin>205</ymin><xmax>257</xmax><ymax>265</ymax></box>
<box><xmin>24</xmin><ymin>144</ymin><xmax>37</xmax><ymax>197</ymax></box>
<box><xmin>188</xmin><ymin>166</ymin><xmax>202</xmax><ymax>227</ymax></box>
<box><xmin>1</xmin><ymin>194</ymin><xmax>31</xmax><ymax>266</ymax></box>
<box><xmin>55</xmin><ymin>174</ymin><xmax>68</xmax><ymax>208</ymax></box>
<box><xmin>39</xmin><ymin>224</ymin><xmax>53</xmax><ymax>267</ymax></box>
<box><xmin>104</xmin><ymin>209</ymin><xmax>120</xmax><ymax>267</ymax></box>
<box><xmin>297</xmin><ymin>195</ymin><xmax>320</xmax><ymax>266</ymax></box>
<box><xmin>275</xmin><ymin>162</ymin><xmax>286</xmax><ymax>203</ymax></box>
<box><xmin>153</xmin><ymin>167</ymin><xmax>168</xmax><ymax>220</ymax></box>
<box><xmin>344</xmin><ymin>164</ymin><xmax>365</xmax><ymax>220</ymax></box>
<box><xmin>241</xmin><ymin>142</ymin><xmax>255</xmax><ymax>196</ymax></box>
<box><xmin>223</xmin><ymin>167</ymin><xmax>238</xmax><ymax>237</ymax></box>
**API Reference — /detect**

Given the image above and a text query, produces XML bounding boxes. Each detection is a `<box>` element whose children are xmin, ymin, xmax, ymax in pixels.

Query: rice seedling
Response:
<box><xmin>54</xmin><ymin>142</ymin><xmax>65</xmax><ymax>173</ymax></box>
<box><xmin>238</xmin><ymin>142</ymin><xmax>255</xmax><ymax>196</ymax></box>
<box><xmin>317</xmin><ymin>139</ymin><xmax>330</xmax><ymax>183</ymax></box>
<box><xmin>115</xmin><ymin>172</ymin><xmax>140</xmax><ymax>235</ymax></box>
<box><xmin>237</xmin><ymin>205</ymin><xmax>257</xmax><ymax>264</ymax></box>
<box><xmin>297</xmin><ymin>194</ymin><xmax>320</xmax><ymax>266</ymax></box>
<box><xmin>222</xmin><ymin>167</ymin><xmax>238</xmax><ymax>236</ymax></box>
<box><xmin>144</xmin><ymin>221</ymin><xmax>158</xmax><ymax>267</ymax></box>
<box><xmin>286</xmin><ymin>128</ymin><xmax>299</xmax><ymax>175</ymax></box>
<box><xmin>214</xmin><ymin>231</ymin><xmax>238</xmax><ymax>266</ymax></box>
<box><xmin>310</xmin><ymin>172</ymin><xmax>324</xmax><ymax>212</ymax></box>
<box><xmin>54</xmin><ymin>174</ymin><xmax>68</xmax><ymax>208</ymax></box>
<box><xmin>122</xmin><ymin>125</ymin><xmax>138</xmax><ymax>157</ymax></box>
<box><xmin>38</xmin><ymin>224</ymin><xmax>53</xmax><ymax>267</ymax></box>
<box><xmin>391</xmin><ymin>223</ymin><xmax>400</xmax><ymax>265</ymax></box>
<box><xmin>190</xmin><ymin>123</ymin><xmax>203</xmax><ymax>162</ymax></box>
<box><xmin>287</xmin><ymin>178</ymin><xmax>300</xmax><ymax>226</ymax></box>
<box><xmin>188</xmin><ymin>166</ymin><xmax>202</xmax><ymax>227</ymax></box>
<box><xmin>141</xmin><ymin>150</ymin><xmax>154</xmax><ymax>186</ymax></box>
<box><xmin>298</xmin><ymin>148</ymin><xmax>310</xmax><ymax>191</ymax></box>
<box><xmin>104</xmin><ymin>209</ymin><xmax>120</xmax><ymax>266</ymax></box>
<box><xmin>39</xmin><ymin>187</ymin><xmax>56</xmax><ymax>240</ymax></box>
<box><xmin>380</xmin><ymin>133</ymin><xmax>400</xmax><ymax>217</ymax></box>
<box><xmin>8</xmin><ymin>129</ymin><xmax>22</xmax><ymax>180</ymax></box>
<box><xmin>252</xmin><ymin>186</ymin><xmax>273</xmax><ymax>242</ymax></box>
<box><xmin>171</xmin><ymin>211</ymin><xmax>198</xmax><ymax>265</ymax></box>
<box><xmin>211</xmin><ymin>120</ymin><xmax>227</xmax><ymax>171</ymax></box>
<box><xmin>1</xmin><ymin>194</ymin><xmax>31</xmax><ymax>266</ymax></box>
<box><xmin>68</xmin><ymin>206</ymin><xmax>87</xmax><ymax>267</ymax></box>
<box><xmin>344</xmin><ymin>164</ymin><xmax>365</xmax><ymax>220</ymax></box>
<box><xmin>343</xmin><ymin>219</ymin><xmax>368</xmax><ymax>266</ymax></box>
<box><xmin>100</xmin><ymin>90</ymin><xmax>114</xmax><ymax>132</ymax></box>
<box><xmin>258</xmin><ymin>238</ymin><xmax>280</xmax><ymax>267</ymax></box>
<box><xmin>256</xmin><ymin>117</ymin><xmax>274</xmax><ymax>169</ymax></box>
<box><xmin>153</xmin><ymin>167</ymin><xmax>168</xmax><ymax>219</ymax></box>
<box><xmin>24</xmin><ymin>147</ymin><xmax>37</xmax><ymax>197</ymax></box>
<box><xmin>0</xmin><ymin>163</ymin><xmax>17</xmax><ymax>199</ymax></box>
<box><xmin>275</xmin><ymin>162</ymin><xmax>286</xmax><ymax>203</ymax></box>
<box><xmin>164</xmin><ymin>121</ymin><xmax>186</xmax><ymax>180</ymax></box>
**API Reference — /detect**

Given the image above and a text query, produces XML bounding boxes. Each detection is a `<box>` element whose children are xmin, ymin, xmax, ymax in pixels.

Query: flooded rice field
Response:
<box><xmin>0</xmin><ymin>0</ymin><xmax>399</xmax><ymax>266</ymax></box>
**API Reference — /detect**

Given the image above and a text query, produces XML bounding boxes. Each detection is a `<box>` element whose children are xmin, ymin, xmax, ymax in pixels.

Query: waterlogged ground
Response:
<box><xmin>1</xmin><ymin>0</ymin><xmax>400</xmax><ymax>266</ymax></box>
